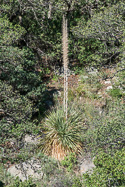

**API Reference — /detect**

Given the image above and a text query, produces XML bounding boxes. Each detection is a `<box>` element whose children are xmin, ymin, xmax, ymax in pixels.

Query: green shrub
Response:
<box><xmin>49</xmin><ymin>173</ymin><xmax>75</xmax><ymax>187</ymax></box>
<box><xmin>52</xmin><ymin>74</ymin><xmax>59</xmax><ymax>82</ymax></box>
<box><xmin>83</xmin><ymin>101</ymin><xmax>125</xmax><ymax>154</ymax></box>
<box><xmin>9</xmin><ymin>177</ymin><xmax>36</xmax><ymax>187</ymax></box>
<box><xmin>72</xmin><ymin>66</ymin><xmax>85</xmax><ymax>75</ymax></box>
<box><xmin>83</xmin><ymin>148</ymin><xmax>125</xmax><ymax>186</ymax></box>
<box><xmin>117</xmin><ymin>70</ymin><xmax>125</xmax><ymax>91</ymax></box>
<box><xmin>77</xmin><ymin>73</ymin><xmax>102</xmax><ymax>99</ymax></box>
<box><xmin>0</xmin><ymin>81</ymin><xmax>34</xmax><ymax>145</ymax></box>
<box><xmin>76</xmin><ymin>85</ymin><xmax>87</xmax><ymax>97</ymax></box>
<box><xmin>72</xmin><ymin>177</ymin><xmax>82</xmax><ymax>187</ymax></box>
<box><xmin>109</xmin><ymin>88</ymin><xmax>123</xmax><ymax>98</ymax></box>
<box><xmin>38</xmin><ymin>154</ymin><xmax>58</xmax><ymax>177</ymax></box>
<box><xmin>68</xmin><ymin>89</ymin><xmax>76</xmax><ymax>102</ymax></box>
<box><xmin>61</xmin><ymin>152</ymin><xmax>77</xmax><ymax>172</ymax></box>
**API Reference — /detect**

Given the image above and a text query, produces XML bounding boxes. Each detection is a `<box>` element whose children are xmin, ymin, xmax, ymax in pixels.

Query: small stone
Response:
<box><xmin>99</xmin><ymin>110</ymin><xmax>103</xmax><ymax>115</ymax></box>
<box><xmin>53</xmin><ymin>91</ymin><xmax>61</xmax><ymax>97</ymax></box>
<box><xmin>97</xmin><ymin>90</ymin><xmax>102</xmax><ymax>96</ymax></box>
<box><xmin>106</xmin><ymin>86</ymin><xmax>113</xmax><ymax>90</ymax></box>
<box><xmin>104</xmin><ymin>80</ymin><xmax>111</xmax><ymax>84</ymax></box>
<box><xmin>82</xmin><ymin>76</ymin><xmax>88</xmax><ymax>79</ymax></box>
<box><xmin>88</xmin><ymin>71</ymin><xmax>97</xmax><ymax>75</ymax></box>
<box><xmin>57</xmin><ymin>91</ymin><xmax>61</xmax><ymax>97</ymax></box>
<box><xmin>98</xmin><ymin>95</ymin><xmax>102</xmax><ymax>98</ymax></box>
<box><xmin>71</xmin><ymin>72</ymin><xmax>75</xmax><ymax>76</ymax></box>
<box><xmin>118</xmin><ymin>86</ymin><xmax>123</xmax><ymax>90</ymax></box>
<box><xmin>98</xmin><ymin>91</ymin><xmax>101</xmax><ymax>95</ymax></box>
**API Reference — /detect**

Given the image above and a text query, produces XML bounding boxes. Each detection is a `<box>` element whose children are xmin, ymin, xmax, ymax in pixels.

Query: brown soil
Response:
<box><xmin>47</xmin><ymin>75</ymin><xmax>79</xmax><ymax>90</ymax></box>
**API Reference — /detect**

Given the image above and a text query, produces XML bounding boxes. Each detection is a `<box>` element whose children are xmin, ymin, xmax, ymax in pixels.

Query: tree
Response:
<box><xmin>0</xmin><ymin>4</ymin><xmax>46</xmax><ymax>144</ymax></box>
<box><xmin>0</xmin><ymin>81</ymin><xmax>33</xmax><ymax>142</ymax></box>
<box><xmin>72</xmin><ymin>2</ymin><xmax>125</xmax><ymax>67</ymax></box>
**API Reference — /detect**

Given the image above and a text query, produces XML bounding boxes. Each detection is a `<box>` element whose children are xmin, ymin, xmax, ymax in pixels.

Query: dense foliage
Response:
<box><xmin>0</xmin><ymin>0</ymin><xmax>125</xmax><ymax>186</ymax></box>
<box><xmin>73</xmin><ymin>2</ymin><xmax>125</xmax><ymax>67</ymax></box>
<box><xmin>83</xmin><ymin>101</ymin><xmax>125</xmax><ymax>154</ymax></box>
<box><xmin>83</xmin><ymin>148</ymin><xmax>125</xmax><ymax>186</ymax></box>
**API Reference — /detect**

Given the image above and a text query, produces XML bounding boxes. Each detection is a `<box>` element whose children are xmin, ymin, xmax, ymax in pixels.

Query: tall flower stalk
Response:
<box><xmin>62</xmin><ymin>15</ymin><xmax>69</xmax><ymax>119</ymax></box>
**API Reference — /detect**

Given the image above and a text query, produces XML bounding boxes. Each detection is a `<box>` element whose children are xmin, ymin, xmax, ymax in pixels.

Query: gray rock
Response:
<box><xmin>8</xmin><ymin>158</ymin><xmax>43</xmax><ymax>181</ymax></box>
<box><xmin>80</xmin><ymin>159</ymin><xmax>95</xmax><ymax>175</ymax></box>
<box><xmin>24</xmin><ymin>135</ymin><xmax>40</xmax><ymax>145</ymax></box>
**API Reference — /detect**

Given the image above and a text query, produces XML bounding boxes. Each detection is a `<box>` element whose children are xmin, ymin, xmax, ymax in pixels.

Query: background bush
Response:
<box><xmin>83</xmin><ymin>148</ymin><xmax>125</xmax><ymax>186</ymax></box>
<box><xmin>83</xmin><ymin>101</ymin><xmax>125</xmax><ymax>154</ymax></box>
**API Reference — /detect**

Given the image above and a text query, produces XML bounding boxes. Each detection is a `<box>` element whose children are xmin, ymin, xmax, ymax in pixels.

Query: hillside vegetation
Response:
<box><xmin>0</xmin><ymin>0</ymin><xmax>125</xmax><ymax>186</ymax></box>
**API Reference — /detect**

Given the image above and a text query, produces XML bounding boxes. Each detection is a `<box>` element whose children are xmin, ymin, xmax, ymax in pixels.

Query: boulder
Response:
<box><xmin>80</xmin><ymin>158</ymin><xmax>95</xmax><ymax>175</ymax></box>
<box><xmin>24</xmin><ymin>134</ymin><xmax>40</xmax><ymax>145</ymax></box>
<box><xmin>8</xmin><ymin>158</ymin><xmax>43</xmax><ymax>181</ymax></box>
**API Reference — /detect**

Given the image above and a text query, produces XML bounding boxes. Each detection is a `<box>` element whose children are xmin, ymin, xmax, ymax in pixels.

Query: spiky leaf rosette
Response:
<box><xmin>39</xmin><ymin>106</ymin><xmax>84</xmax><ymax>160</ymax></box>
